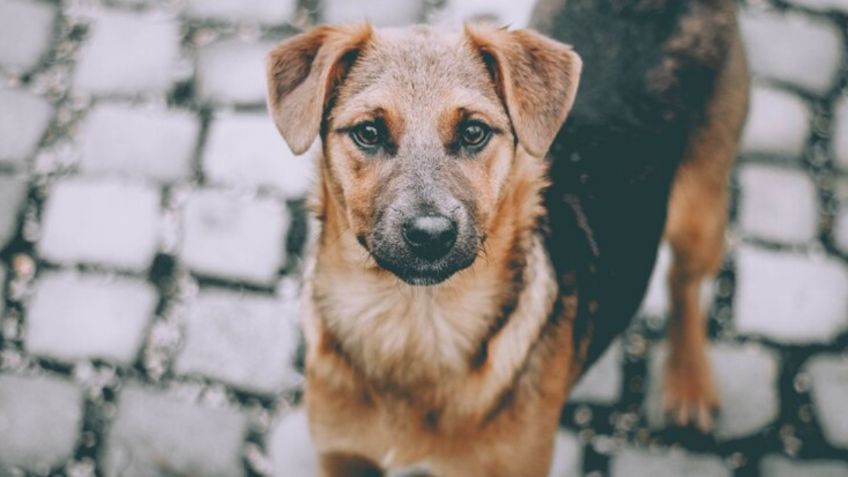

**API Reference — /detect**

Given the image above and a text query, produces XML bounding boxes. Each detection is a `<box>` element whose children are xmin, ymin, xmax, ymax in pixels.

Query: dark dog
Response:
<box><xmin>265</xmin><ymin>0</ymin><xmax>748</xmax><ymax>475</ymax></box>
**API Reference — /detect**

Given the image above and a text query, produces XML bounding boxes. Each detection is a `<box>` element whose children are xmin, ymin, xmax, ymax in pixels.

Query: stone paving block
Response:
<box><xmin>0</xmin><ymin>375</ymin><xmax>83</xmax><ymax>472</ymax></box>
<box><xmin>0</xmin><ymin>174</ymin><xmax>27</xmax><ymax>249</ymax></box>
<box><xmin>760</xmin><ymin>454</ymin><xmax>848</xmax><ymax>477</ymax></box>
<box><xmin>73</xmin><ymin>10</ymin><xmax>180</xmax><ymax>95</ymax></box>
<box><xmin>185</xmin><ymin>0</ymin><xmax>297</xmax><ymax>24</ymax></box>
<box><xmin>804</xmin><ymin>355</ymin><xmax>848</xmax><ymax>449</ymax></box>
<box><xmin>269</xmin><ymin>408</ymin><xmax>317</xmax><ymax>477</ymax></box>
<box><xmin>323</xmin><ymin>0</ymin><xmax>423</xmax><ymax>26</ymax></box>
<box><xmin>737</xmin><ymin>165</ymin><xmax>818</xmax><ymax>244</ymax></box>
<box><xmin>24</xmin><ymin>271</ymin><xmax>156</xmax><ymax>364</ymax></box>
<box><xmin>735</xmin><ymin>245</ymin><xmax>848</xmax><ymax>344</ymax></box>
<box><xmin>180</xmin><ymin>189</ymin><xmax>288</xmax><ymax>286</ymax></box>
<box><xmin>547</xmin><ymin>431</ymin><xmax>582</xmax><ymax>477</ymax></box>
<box><xmin>0</xmin><ymin>0</ymin><xmax>56</xmax><ymax>72</ymax></box>
<box><xmin>78</xmin><ymin>103</ymin><xmax>199</xmax><ymax>182</ymax></box>
<box><xmin>196</xmin><ymin>39</ymin><xmax>274</xmax><ymax>105</ymax></box>
<box><xmin>740</xmin><ymin>86</ymin><xmax>811</xmax><ymax>158</ymax></box>
<box><xmin>740</xmin><ymin>11</ymin><xmax>842</xmax><ymax>95</ymax></box>
<box><xmin>834</xmin><ymin>97</ymin><xmax>848</xmax><ymax>172</ymax></box>
<box><xmin>203</xmin><ymin>112</ymin><xmax>315</xmax><ymax>197</ymax></box>
<box><xmin>38</xmin><ymin>179</ymin><xmax>160</xmax><ymax>272</ymax></box>
<box><xmin>789</xmin><ymin>0</ymin><xmax>848</xmax><ymax>12</ymax></box>
<box><xmin>836</xmin><ymin>181</ymin><xmax>848</xmax><ymax>254</ymax></box>
<box><xmin>646</xmin><ymin>342</ymin><xmax>779</xmax><ymax>439</ymax></box>
<box><xmin>570</xmin><ymin>340</ymin><xmax>622</xmax><ymax>405</ymax></box>
<box><xmin>609</xmin><ymin>447</ymin><xmax>730</xmax><ymax>477</ymax></box>
<box><xmin>432</xmin><ymin>0</ymin><xmax>536</xmax><ymax>28</ymax></box>
<box><xmin>174</xmin><ymin>289</ymin><xmax>299</xmax><ymax>394</ymax></box>
<box><xmin>104</xmin><ymin>385</ymin><xmax>247</xmax><ymax>477</ymax></box>
<box><xmin>0</xmin><ymin>88</ymin><xmax>53</xmax><ymax>166</ymax></box>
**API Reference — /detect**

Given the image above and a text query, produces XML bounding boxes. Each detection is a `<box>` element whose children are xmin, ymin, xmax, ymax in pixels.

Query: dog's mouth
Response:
<box><xmin>372</xmin><ymin>251</ymin><xmax>477</xmax><ymax>286</ymax></box>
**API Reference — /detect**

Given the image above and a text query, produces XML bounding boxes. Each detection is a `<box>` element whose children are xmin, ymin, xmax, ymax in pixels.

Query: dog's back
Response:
<box><xmin>531</xmin><ymin>0</ymin><xmax>747</xmax><ymax>364</ymax></box>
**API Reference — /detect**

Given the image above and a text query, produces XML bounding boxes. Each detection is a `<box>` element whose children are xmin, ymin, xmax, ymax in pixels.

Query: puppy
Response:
<box><xmin>265</xmin><ymin>0</ymin><xmax>748</xmax><ymax>474</ymax></box>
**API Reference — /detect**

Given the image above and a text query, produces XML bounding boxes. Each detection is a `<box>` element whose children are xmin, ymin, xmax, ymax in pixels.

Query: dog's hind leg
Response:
<box><xmin>662</xmin><ymin>31</ymin><xmax>749</xmax><ymax>432</ymax></box>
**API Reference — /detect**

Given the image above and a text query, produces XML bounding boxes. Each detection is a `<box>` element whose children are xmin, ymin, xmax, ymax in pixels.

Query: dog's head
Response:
<box><xmin>267</xmin><ymin>24</ymin><xmax>580</xmax><ymax>285</ymax></box>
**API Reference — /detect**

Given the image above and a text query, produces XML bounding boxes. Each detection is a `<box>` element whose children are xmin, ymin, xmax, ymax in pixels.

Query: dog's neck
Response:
<box><xmin>304</xmin><ymin>150</ymin><xmax>557</xmax><ymax>401</ymax></box>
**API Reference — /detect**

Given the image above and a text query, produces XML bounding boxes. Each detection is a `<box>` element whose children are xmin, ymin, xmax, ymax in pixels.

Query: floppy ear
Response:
<box><xmin>464</xmin><ymin>24</ymin><xmax>582</xmax><ymax>157</ymax></box>
<box><xmin>266</xmin><ymin>24</ymin><xmax>374</xmax><ymax>154</ymax></box>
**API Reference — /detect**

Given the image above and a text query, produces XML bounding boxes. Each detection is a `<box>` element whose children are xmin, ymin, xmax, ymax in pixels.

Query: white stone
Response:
<box><xmin>740</xmin><ymin>86</ymin><xmax>811</xmax><ymax>158</ymax></box>
<box><xmin>547</xmin><ymin>431</ymin><xmax>582</xmax><ymax>477</ymax></box>
<box><xmin>38</xmin><ymin>179</ymin><xmax>160</xmax><ymax>272</ymax></box>
<box><xmin>269</xmin><ymin>408</ymin><xmax>317</xmax><ymax>477</ymax></box>
<box><xmin>174</xmin><ymin>289</ymin><xmax>299</xmax><ymax>394</ymax></box>
<box><xmin>735</xmin><ymin>245</ymin><xmax>848</xmax><ymax>344</ymax></box>
<box><xmin>805</xmin><ymin>355</ymin><xmax>848</xmax><ymax>449</ymax></box>
<box><xmin>196</xmin><ymin>40</ymin><xmax>274</xmax><ymax>105</ymax></box>
<box><xmin>0</xmin><ymin>88</ymin><xmax>53</xmax><ymax>166</ymax></box>
<box><xmin>180</xmin><ymin>190</ymin><xmax>288</xmax><ymax>286</ymax></box>
<box><xmin>788</xmin><ymin>0</ymin><xmax>848</xmax><ymax>13</ymax></box>
<box><xmin>760</xmin><ymin>454</ymin><xmax>848</xmax><ymax>477</ymax></box>
<box><xmin>737</xmin><ymin>165</ymin><xmax>818</xmax><ymax>244</ymax></box>
<box><xmin>203</xmin><ymin>112</ymin><xmax>315</xmax><ymax>197</ymax></box>
<box><xmin>0</xmin><ymin>174</ymin><xmax>27</xmax><ymax>248</ymax></box>
<box><xmin>836</xmin><ymin>181</ymin><xmax>848</xmax><ymax>254</ymax></box>
<box><xmin>610</xmin><ymin>447</ymin><xmax>730</xmax><ymax>477</ymax></box>
<box><xmin>833</xmin><ymin>97</ymin><xmax>848</xmax><ymax>172</ymax></box>
<box><xmin>78</xmin><ymin>104</ymin><xmax>199</xmax><ymax>182</ymax></box>
<box><xmin>185</xmin><ymin>0</ymin><xmax>297</xmax><ymax>24</ymax></box>
<box><xmin>645</xmin><ymin>342</ymin><xmax>779</xmax><ymax>439</ymax></box>
<box><xmin>323</xmin><ymin>0</ymin><xmax>422</xmax><ymax>26</ymax></box>
<box><xmin>432</xmin><ymin>0</ymin><xmax>536</xmax><ymax>28</ymax></box>
<box><xmin>104</xmin><ymin>386</ymin><xmax>247</xmax><ymax>477</ymax></box>
<box><xmin>25</xmin><ymin>271</ymin><xmax>156</xmax><ymax>364</ymax></box>
<box><xmin>569</xmin><ymin>340</ymin><xmax>622</xmax><ymax>405</ymax></box>
<box><xmin>740</xmin><ymin>11</ymin><xmax>842</xmax><ymax>95</ymax></box>
<box><xmin>0</xmin><ymin>375</ymin><xmax>83</xmax><ymax>472</ymax></box>
<box><xmin>639</xmin><ymin>242</ymin><xmax>671</xmax><ymax>318</ymax></box>
<box><xmin>73</xmin><ymin>10</ymin><xmax>180</xmax><ymax>95</ymax></box>
<box><xmin>0</xmin><ymin>0</ymin><xmax>56</xmax><ymax>72</ymax></box>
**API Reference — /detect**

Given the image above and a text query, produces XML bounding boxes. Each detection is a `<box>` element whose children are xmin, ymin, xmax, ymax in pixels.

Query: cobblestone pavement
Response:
<box><xmin>0</xmin><ymin>0</ymin><xmax>847</xmax><ymax>476</ymax></box>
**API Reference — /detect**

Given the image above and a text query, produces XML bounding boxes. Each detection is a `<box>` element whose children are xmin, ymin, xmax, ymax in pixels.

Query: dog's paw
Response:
<box><xmin>662</xmin><ymin>364</ymin><xmax>719</xmax><ymax>432</ymax></box>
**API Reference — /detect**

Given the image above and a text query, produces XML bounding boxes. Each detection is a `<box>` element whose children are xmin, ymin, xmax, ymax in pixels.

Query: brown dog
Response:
<box><xmin>266</xmin><ymin>0</ymin><xmax>748</xmax><ymax>474</ymax></box>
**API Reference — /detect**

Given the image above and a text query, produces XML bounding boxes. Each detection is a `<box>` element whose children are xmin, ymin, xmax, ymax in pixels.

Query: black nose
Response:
<box><xmin>402</xmin><ymin>214</ymin><xmax>457</xmax><ymax>260</ymax></box>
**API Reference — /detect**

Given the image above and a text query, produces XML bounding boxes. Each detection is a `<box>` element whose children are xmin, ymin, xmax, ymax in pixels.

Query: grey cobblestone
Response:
<box><xmin>836</xmin><ymin>180</ymin><xmax>848</xmax><ymax>253</ymax></box>
<box><xmin>834</xmin><ymin>97</ymin><xmax>848</xmax><ymax>172</ymax></box>
<box><xmin>740</xmin><ymin>86</ymin><xmax>811</xmax><ymax>158</ymax></box>
<box><xmin>180</xmin><ymin>189</ymin><xmax>288</xmax><ymax>285</ymax></box>
<box><xmin>760</xmin><ymin>454</ymin><xmax>848</xmax><ymax>477</ymax></box>
<box><xmin>646</xmin><ymin>342</ymin><xmax>779</xmax><ymax>439</ymax></box>
<box><xmin>789</xmin><ymin>0</ymin><xmax>848</xmax><ymax>13</ymax></box>
<box><xmin>323</xmin><ymin>0</ymin><xmax>423</xmax><ymax>26</ymax></box>
<box><xmin>73</xmin><ymin>10</ymin><xmax>181</xmax><ymax>96</ymax></box>
<box><xmin>184</xmin><ymin>0</ymin><xmax>297</xmax><ymax>25</ymax></box>
<box><xmin>174</xmin><ymin>289</ymin><xmax>300</xmax><ymax>395</ymax></box>
<box><xmin>78</xmin><ymin>103</ymin><xmax>199</xmax><ymax>182</ymax></box>
<box><xmin>0</xmin><ymin>88</ymin><xmax>53</xmax><ymax>166</ymax></box>
<box><xmin>741</xmin><ymin>11</ymin><xmax>842</xmax><ymax>95</ymax></box>
<box><xmin>609</xmin><ymin>448</ymin><xmax>730</xmax><ymax>477</ymax></box>
<box><xmin>38</xmin><ymin>179</ymin><xmax>160</xmax><ymax>271</ymax></box>
<box><xmin>269</xmin><ymin>409</ymin><xmax>316</xmax><ymax>477</ymax></box>
<box><xmin>196</xmin><ymin>39</ymin><xmax>276</xmax><ymax>105</ymax></box>
<box><xmin>569</xmin><ymin>339</ymin><xmax>622</xmax><ymax>405</ymax></box>
<box><xmin>104</xmin><ymin>385</ymin><xmax>248</xmax><ymax>477</ymax></box>
<box><xmin>547</xmin><ymin>431</ymin><xmax>581</xmax><ymax>477</ymax></box>
<box><xmin>735</xmin><ymin>245</ymin><xmax>848</xmax><ymax>344</ymax></box>
<box><xmin>203</xmin><ymin>112</ymin><xmax>314</xmax><ymax>197</ymax></box>
<box><xmin>0</xmin><ymin>174</ymin><xmax>27</xmax><ymax>249</ymax></box>
<box><xmin>804</xmin><ymin>354</ymin><xmax>848</xmax><ymax>449</ymax></box>
<box><xmin>0</xmin><ymin>375</ymin><xmax>83</xmax><ymax>473</ymax></box>
<box><xmin>432</xmin><ymin>0</ymin><xmax>536</xmax><ymax>28</ymax></box>
<box><xmin>0</xmin><ymin>0</ymin><xmax>56</xmax><ymax>73</ymax></box>
<box><xmin>24</xmin><ymin>271</ymin><xmax>156</xmax><ymax>364</ymax></box>
<box><xmin>737</xmin><ymin>164</ymin><xmax>818</xmax><ymax>244</ymax></box>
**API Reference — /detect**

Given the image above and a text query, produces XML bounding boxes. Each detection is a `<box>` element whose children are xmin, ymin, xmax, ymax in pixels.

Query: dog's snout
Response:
<box><xmin>402</xmin><ymin>215</ymin><xmax>458</xmax><ymax>260</ymax></box>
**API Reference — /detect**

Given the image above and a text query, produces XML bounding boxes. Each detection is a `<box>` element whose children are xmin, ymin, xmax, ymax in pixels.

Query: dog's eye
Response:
<box><xmin>459</xmin><ymin>122</ymin><xmax>491</xmax><ymax>149</ymax></box>
<box><xmin>350</xmin><ymin>123</ymin><xmax>383</xmax><ymax>150</ymax></box>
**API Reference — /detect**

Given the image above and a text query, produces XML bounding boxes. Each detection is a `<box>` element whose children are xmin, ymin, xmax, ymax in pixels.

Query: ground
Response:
<box><xmin>0</xmin><ymin>0</ymin><xmax>847</xmax><ymax>476</ymax></box>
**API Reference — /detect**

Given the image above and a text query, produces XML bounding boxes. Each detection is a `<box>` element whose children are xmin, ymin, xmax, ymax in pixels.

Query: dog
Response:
<box><xmin>265</xmin><ymin>0</ymin><xmax>749</xmax><ymax>474</ymax></box>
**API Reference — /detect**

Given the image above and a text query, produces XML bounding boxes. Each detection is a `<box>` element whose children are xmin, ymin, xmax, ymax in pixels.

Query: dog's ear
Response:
<box><xmin>464</xmin><ymin>24</ymin><xmax>582</xmax><ymax>157</ymax></box>
<box><xmin>266</xmin><ymin>24</ymin><xmax>373</xmax><ymax>154</ymax></box>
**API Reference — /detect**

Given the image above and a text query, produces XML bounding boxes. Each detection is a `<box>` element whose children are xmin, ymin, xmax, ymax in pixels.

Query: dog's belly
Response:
<box><xmin>532</xmin><ymin>0</ymin><xmax>738</xmax><ymax>364</ymax></box>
